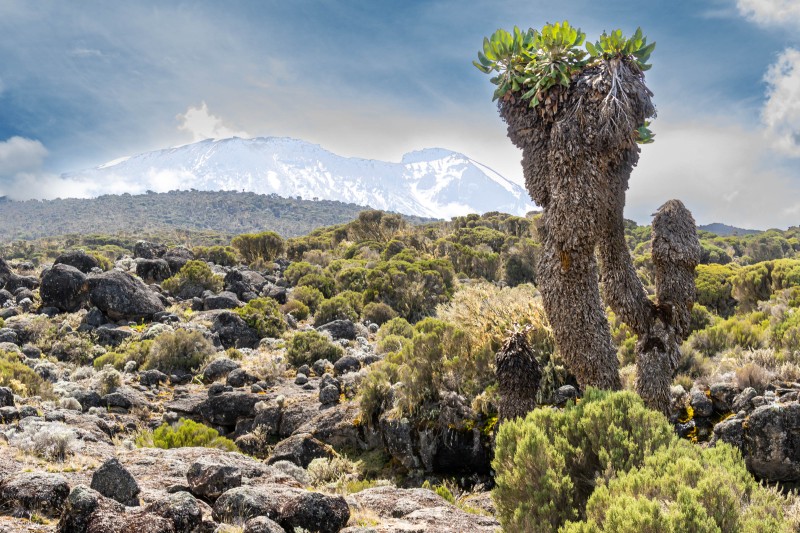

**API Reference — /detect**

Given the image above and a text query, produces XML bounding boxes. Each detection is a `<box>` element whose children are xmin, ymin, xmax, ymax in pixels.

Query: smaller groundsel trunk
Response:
<box><xmin>495</xmin><ymin>325</ymin><xmax>542</xmax><ymax>421</ymax></box>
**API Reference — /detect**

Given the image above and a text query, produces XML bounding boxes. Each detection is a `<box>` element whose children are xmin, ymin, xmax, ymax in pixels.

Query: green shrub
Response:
<box><xmin>689</xmin><ymin>313</ymin><xmax>768</xmax><ymax>357</ymax></box>
<box><xmin>162</xmin><ymin>260</ymin><xmax>223</xmax><ymax>299</ymax></box>
<box><xmin>282</xmin><ymin>299</ymin><xmax>310</xmax><ymax>321</ymax></box>
<box><xmin>236</xmin><ymin>297</ymin><xmax>287</xmax><ymax>338</ymax></box>
<box><xmin>357</xmin><ymin>361</ymin><xmax>399</xmax><ymax>427</ymax></box>
<box><xmin>362</xmin><ymin>302</ymin><xmax>397</xmax><ymax>326</ymax></box>
<box><xmin>284</xmin><ymin>261</ymin><xmax>322</xmax><ymax>286</ymax></box>
<box><xmin>297</xmin><ymin>273</ymin><xmax>336</xmax><ymax>299</ymax></box>
<box><xmin>286</xmin><ymin>330</ymin><xmax>343</xmax><ymax>367</ymax></box>
<box><xmin>689</xmin><ymin>304</ymin><xmax>714</xmax><ymax>334</ymax></box>
<box><xmin>144</xmin><ymin>329</ymin><xmax>216</xmax><ymax>374</ymax></box>
<box><xmin>337</xmin><ymin>290</ymin><xmax>364</xmax><ymax>314</ymax></box>
<box><xmin>695</xmin><ymin>264</ymin><xmax>737</xmax><ymax>317</ymax></box>
<box><xmin>96</xmin><ymin>364</ymin><xmax>121</xmax><ymax>395</ymax></box>
<box><xmin>231</xmin><ymin>231</ymin><xmax>284</xmax><ymax>264</ymax></box>
<box><xmin>364</xmin><ymin>257</ymin><xmax>455</xmax><ymax>321</ymax></box>
<box><xmin>494</xmin><ymin>388</ymin><xmax>797</xmax><ymax>532</ymax></box>
<box><xmin>51</xmin><ymin>334</ymin><xmax>95</xmax><ymax>365</ymax></box>
<box><xmin>376</xmin><ymin>317</ymin><xmax>414</xmax><ymax>340</ymax></box>
<box><xmin>89</xmin><ymin>251</ymin><xmax>113</xmax><ymax>271</ymax></box>
<box><xmin>93</xmin><ymin>340</ymin><xmax>152</xmax><ymax>370</ymax></box>
<box><xmin>314</xmin><ymin>295</ymin><xmax>359</xmax><ymax>327</ymax></box>
<box><xmin>492</xmin><ymin>389</ymin><xmax>674</xmax><ymax>532</ymax></box>
<box><xmin>0</xmin><ymin>352</ymin><xmax>54</xmax><ymax>399</ymax></box>
<box><xmin>136</xmin><ymin>418</ymin><xmax>237</xmax><ymax>451</ymax></box>
<box><xmin>772</xmin><ymin>309</ymin><xmax>800</xmax><ymax>354</ymax></box>
<box><xmin>561</xmin><ymin>440</ymin><xmax>793</xmax><ymax>532</ymax></box>
<box><xmin>193</xmin><ymin>245</ymin><xmax>238</xmax><ymax>267</ymax></box>
<box><xmin>375</xmin><ymin>334</ymin><xmax>410</xmax><ymax>355</ymax></box>
<box><xmin>290</xmin><ymin>285</ymin><xmax>325</xmax><ymax>314</ymax></box>
<box><xmin>382</xmin><ymin>239</ymin><xmax>407</xmax><ymax>260</ymax></box>
<box><xmin>335</xmin><ymin>266</ymin><xmax>369</xmax><ymax>293</ymax></box>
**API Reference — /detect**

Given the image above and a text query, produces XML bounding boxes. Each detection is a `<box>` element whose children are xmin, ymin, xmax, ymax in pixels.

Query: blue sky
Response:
<box><xmin>0</xmin><ymin>0</ymin><xmax>798</xmax><ymax>228</ymax></box>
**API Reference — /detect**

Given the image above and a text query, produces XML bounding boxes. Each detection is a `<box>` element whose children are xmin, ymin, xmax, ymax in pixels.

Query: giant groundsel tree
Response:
<box><xmin>475</xmin><ymin>22</ymin><xmax>700</xmax><ymax>413</ymax></box>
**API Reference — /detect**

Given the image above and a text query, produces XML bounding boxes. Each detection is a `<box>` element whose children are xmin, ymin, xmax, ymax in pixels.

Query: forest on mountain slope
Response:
<box><xmin>0</xmin><ymin>190</ymin><xmax>430</xmax><ymax>241</ymax></box>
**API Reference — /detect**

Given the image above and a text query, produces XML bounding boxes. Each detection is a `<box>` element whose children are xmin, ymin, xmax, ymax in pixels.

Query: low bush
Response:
<box><xmin>136</xmin><ymin>418</ymin><xmax>237</xmax><ymax>451</ymax></box>
<box><xmin>689</xmin><ymin>312</ymin><xmax>768</xmax><ymax>357</ymax></box>
<box><xmin>493</xmin><ymin>388</ymin><xmax>795</xmax><ymax>533</ymax></box>
<box><xmin>493</xmin><ymin>389</ymin><xmax>674</xmax><ymax>531</ymax></box>
<box><xmin>93</xmin><ymin>340</ymin><xmax>152</xmax><ymax>370</ymax></box>
<box><xmin>143</xmin><ymin>329</ymin><xmax>216</xmax><ymax>374</ymax></box>
<box><xmin>362</xmin><ymin>302</ymin><xmax>397</xmax><ymax>326</ymax></box>
<box><xmin>290</xmin><ymin>285</ymin><xmax>325</xmax><ymax>314</ymax></box>
<box><xmin>162</xmin><ymin>260</ymin><xmax>223</xmax><ymax>299</ymax></box>
<box><xmin>236</xmin><ymin>297</ymin><xmax>287</xmax><ymax>338</ymax></box>
<box><xmin>51</xmin><ymin>334</ymin><xmax>95</xmax><ymax>365</ymax></box>
<box><xmin>307</xmin><ymin>456</ymin><xmax>358</xmax><ymax>486</ymax></box>
<box><xmin>0</xmin><ymin>351</ymin><xmax>54</xmax><ymax>398</ymax></box>
<box><xmin>282</xmin><ymin>299</ymin><xmax>310</xmax><ymax>321</ymax></box>
<box><xmin>284</xmin><ymin>261</ymin><xmax>323</xmax><ymax>286</ymax></box>
<box><xmin>376</xmin><ymin>317</ymin><xmax>414</xmax><ymax>340</ymax></box>
<box><xmin>8</xmin><ymin>421</ymin><xmax>80</xmax><ymax>462</ymax></box>
<box><xmin>314</xmin><ymin>295</ymin><xmax>359</xmax><ymax>327</ymax></box>
<box><xmin>297</xmin><ymin>272</ymin><xmax>336</xmax><ymax>299</ymax></box>
<box><xmin>286</xmin><ymin>330</ymin><xmax>343</xmax><ymax>368</ymax></box>
<box><xmin>96</xmin><ymin>365</ymin><xmax>121</xmax><ymax>395</ymax></box>
<box><xmin>193</xmin><ymin>245</ymin><xmax>238</xmax><ymax>267</ymax></box>
<box><xmin>231</xmin><ymin>231</ymin><xmax>284</xmax><ymax>264</ymax></box>
<box><xmin>375</xmin><ymin>334</ymin><xmax>410</xmax><ymax>355</ymax></box>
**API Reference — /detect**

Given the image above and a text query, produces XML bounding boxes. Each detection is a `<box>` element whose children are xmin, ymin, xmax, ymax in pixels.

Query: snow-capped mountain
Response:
<box><xmin>62</xmin><ymin>137</ymin><xmax>534</xmax><ymax>219</ymax></box>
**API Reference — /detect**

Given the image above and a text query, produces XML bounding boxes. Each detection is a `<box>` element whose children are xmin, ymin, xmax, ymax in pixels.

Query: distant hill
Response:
<box><xmin>698</xmin><ymin>223</ymin><xmax>762</xmax><ymax>237</ymax></box>
<box><xmin>0</xmin><ymin>190</ymin><xmax>430</xmax><ymax>242</ymax></box>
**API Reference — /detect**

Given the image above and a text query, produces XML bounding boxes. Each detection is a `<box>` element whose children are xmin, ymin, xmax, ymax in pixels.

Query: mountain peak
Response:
<box><xmin>401</xmin><ymin>148</ymin><xmax>463</xmax><ymax>164</ymax></box>
<box><xmin>63</xmin><ymin>137</ymin><xmax>534</xmax><ymax>219</ymax></box>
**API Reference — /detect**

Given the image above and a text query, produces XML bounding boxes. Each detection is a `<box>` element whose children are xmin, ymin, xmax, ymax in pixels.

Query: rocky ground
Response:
<box><xmin>0</xmin><ymin>248</ymin><xmax>500</xmax><ymax>532</ymax></box>
<box><xmin>0</xmin><ymin>245</ymin><xmax>798</xmax><ymax>532</ymax></box>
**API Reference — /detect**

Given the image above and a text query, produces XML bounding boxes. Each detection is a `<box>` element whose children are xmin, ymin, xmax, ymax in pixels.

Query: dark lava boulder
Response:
<box><xmin>199</xmin><ymin>391</ymin><xmax>261</xmax><ymax>428</ymax></box>
<box><xmin>90</xmin><ymin>457</ymin><xmax>141</xmax><ymax>506</ymax></box>
<box><xmin>134</xmin><ymin>240</ymin><xmax>167</xmax><ymax>260</ymax></box>
<box><xmin>136</xmin><ymin>259</ymin><xmax>172</xmax><ymax>284</ymax></box>
<box><xmin>56</xmin><ymin>484</ymin><xmax>189</xmax><ymax>533</ymax></box>
<box><xmin>0</xmin><ymin>386</ymin><xmax>14</xmax><ymax>407</ymax></box>
<box><xmin>267</xmin><ymin>433</ymin><xmax>334</xmax><ymax>468</ymax></box>
<box><xmin>212</xmin><ymin>485</ymin><xmax>349</xmax><ymax>533</ymax></box>
<box><xmin>203</xmin><ymin>291</ymin><xmax>242</xmax><ymax>311</ymax></box>
<box><xmin>0</xmin><ymin>257</ymin><xmax>11</xmax><ymax>286</ymax></box>
<box><xmin>317</xmin><ymin>319</ymin><xmax>357</xmax><ymax>341</ymax></box>
<box><xmin>4</xmin><ymin>273</ymin><xmax>39</xmax><ymax>292</ymax></box>
<box><xmin>211</xmin><ymin>311</ymin><xmax>259</xmax><ymax>349</ymax></box>
<box><xmin>164</xmin><ymin>247</ymin><xmax>195</xmax><ymax>274</ymax></box>
<box><xmin>186</xmin><ymin>459</ymin><xmax>242</xmax><ymax>501</ymax></box>
<box><xmin>88</xmin><ymin>270</ymin><xmax>165</xmax><ymax>321</ymax></box>
<box><xmin>743</xmin><ymin>403</ymin><xmax>800</xmax><ymax>482</ymax></box>
<box><xmin>0</xmin><ymin>472</ymin><xmax>70</xmax><ymax>518</ymax></box>
<box><xmin>55</xmin><ymin>250</ymin><xmax>100</xmax><ymax>274</ymax></box>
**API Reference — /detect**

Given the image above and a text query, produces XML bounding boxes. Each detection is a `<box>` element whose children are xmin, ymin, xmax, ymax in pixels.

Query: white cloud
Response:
<box><xmin>737</xmin><ymin>0</ymin><xmax>800</xmax><ymax>29</ymax></box>
<box><xmin>762</xmin><ymin>48</ymin><xmax>800</xmax><ymax>157</ymax></box>
<box><xmin>68</xmin><ymin>47</ymin><xmax>104</xmax><ymax>58</ymax></box>
<box><xmin>177</xmin><ymin>102</ymin><xmax>249</xmax><ymax>142</ymax></box>
<box><xmin>628</xmin><ymin>119</ymin><xmax>800</xmax><ymax>229</ymax></box>
<box><xmin>0</xmin><ymin>136</ymin><xmax>48</xmax><ymax>176</ymax></box>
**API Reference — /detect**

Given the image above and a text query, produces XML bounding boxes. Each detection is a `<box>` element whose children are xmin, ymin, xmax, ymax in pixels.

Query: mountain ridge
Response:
<box><xmin>0</xmin><ymin>190</ymin><xmax>433</xmax><ymax>242</ymax></box>
<box><xmin>60</xmin><ymin>136</ymin><xmax>535</xmax><ymax>219</ymax></box>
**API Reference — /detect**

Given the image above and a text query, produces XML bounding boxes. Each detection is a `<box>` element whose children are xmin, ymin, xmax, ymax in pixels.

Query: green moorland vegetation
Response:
<box><xmin>3</xmin><ymin>207</ymin><xmax>800</xmax><ymax>530</ymax></box>
<box><xmin>0</xmin><ymin>189</ymin><xmax>431</xmax><ymax>243</ymax></box>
